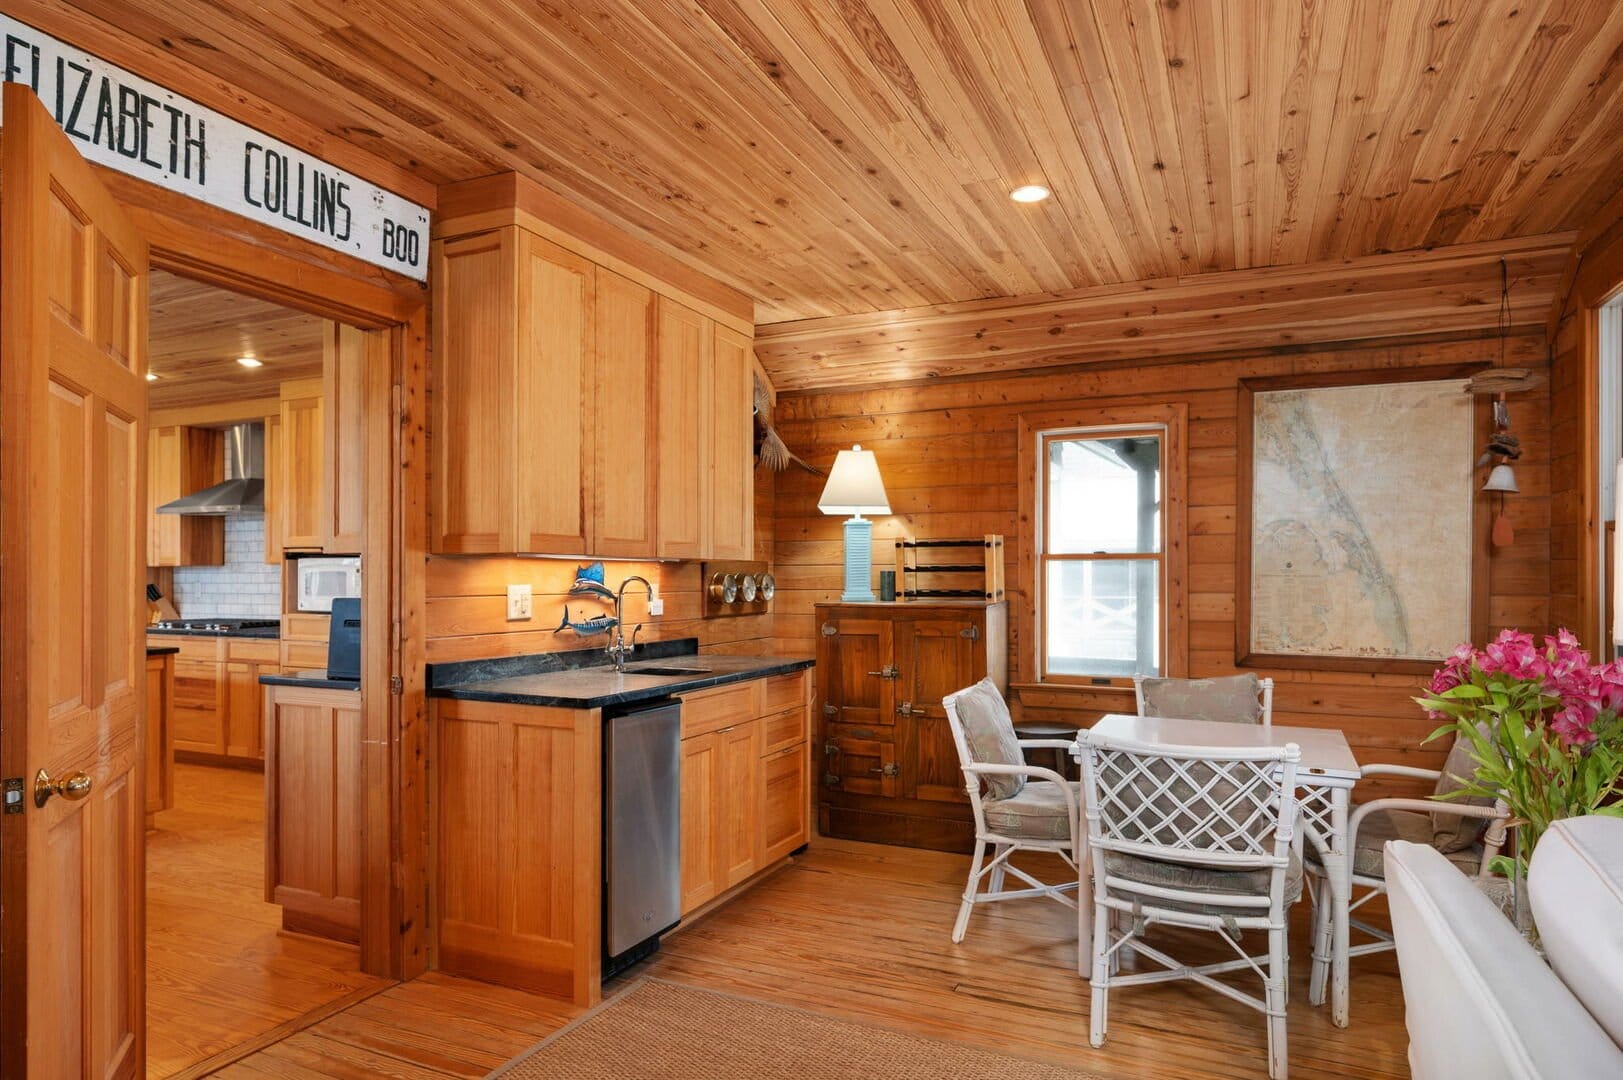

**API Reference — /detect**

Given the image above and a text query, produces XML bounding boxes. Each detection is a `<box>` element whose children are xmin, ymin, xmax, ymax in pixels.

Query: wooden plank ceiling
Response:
<box><xmin>31</xmin><ymin>0</ymin><xmax>1623</xmax><ymax>332</ymax></box>
<box><xmin>147</xmin><ymin>270</ymin><xmax>324</xmax><ymax>409</ymax></box>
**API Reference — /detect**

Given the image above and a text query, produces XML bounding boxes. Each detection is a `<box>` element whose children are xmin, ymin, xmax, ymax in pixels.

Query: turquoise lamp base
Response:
<box><xmin>840</xmin><ymin>516</ymin><xmax>875</xmax><ymax>602</ymax></box>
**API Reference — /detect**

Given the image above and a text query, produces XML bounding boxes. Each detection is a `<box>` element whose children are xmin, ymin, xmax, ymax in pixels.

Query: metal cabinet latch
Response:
<box><xmin>866</xmin><ymin>665</ymin><xmax>900</xmax><ymax>680</ymax></box>
<box><xmin>896</xmin><ymin>701</ymin><xmax>914</xmax><ymax>716</ymax></box>
<box><xmin>869</xmin><ymin>763</ymin><xmax>900</xmax><ymax>778</ymax></box>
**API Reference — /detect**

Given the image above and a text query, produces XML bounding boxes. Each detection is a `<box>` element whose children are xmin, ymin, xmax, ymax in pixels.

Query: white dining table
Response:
<box><xmin>1072</xmin><ymin>714</ymin><xmax>1363</xmax><ymax>1028</ymax></box>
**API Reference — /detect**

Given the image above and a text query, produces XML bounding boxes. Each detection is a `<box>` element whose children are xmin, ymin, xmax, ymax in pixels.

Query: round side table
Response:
<box><xmin>1012</xmin><ymin>720</ymin><xmax>1082</xmax><ymax>781</ymax></box>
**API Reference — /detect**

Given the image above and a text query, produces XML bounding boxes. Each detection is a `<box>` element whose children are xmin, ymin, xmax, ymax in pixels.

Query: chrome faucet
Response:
<box><xmin>607</xmin><ymin>575</ymin><xmax>653</xmax><ymax>672</ymax></box>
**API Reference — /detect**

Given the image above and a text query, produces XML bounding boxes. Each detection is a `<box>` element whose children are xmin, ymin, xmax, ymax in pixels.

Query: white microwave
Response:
<box><xmin>296</xmin><ymin>557</ymin><xmax>361</xmax><ymax>612</ymax></box>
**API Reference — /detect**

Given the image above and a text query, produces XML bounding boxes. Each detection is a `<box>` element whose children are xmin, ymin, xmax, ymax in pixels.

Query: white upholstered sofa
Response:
<box><xmin>1385</xmin><ymin>816</ymin><xmax>1623</xmax><ymax>1079</ymax></box>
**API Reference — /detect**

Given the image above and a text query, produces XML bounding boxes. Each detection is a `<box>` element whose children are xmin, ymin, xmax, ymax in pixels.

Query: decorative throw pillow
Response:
<box><xmin>1431</xmin><ymin>732</ymin><xmax>1494</xmax><ymax>853</ymax></box>
<box><xmin>953</xmin><ymin>677</ymin><xmax>1025</xmax><ymax>800</ymax></box>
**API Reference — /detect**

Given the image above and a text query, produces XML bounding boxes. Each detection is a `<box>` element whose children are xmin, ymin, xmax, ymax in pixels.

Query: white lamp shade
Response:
<box><xmin>818</xmin><ymin>444</ymin><xmax>890</xmax><ymax>515</ymax></box>
<box><xmin>1482</xmin><ymin>463</ymin><xmax>1519</xmax><ymax>493</ymax></box>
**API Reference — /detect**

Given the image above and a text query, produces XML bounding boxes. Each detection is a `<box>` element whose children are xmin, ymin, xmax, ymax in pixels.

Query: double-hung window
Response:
<box><xmin>1038</xmin><ymin>428</ymin><xmax>1165</xmax><ymax>681</ymax></box>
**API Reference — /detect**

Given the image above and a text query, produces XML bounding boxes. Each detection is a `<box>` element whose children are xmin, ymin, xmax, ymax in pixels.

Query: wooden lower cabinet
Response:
<box><xmin>145</xmin><ymin>651</ymin><xmax>175</xmax><ymax>827</ymax></box>
<box><xmin>264</xmin><ymin>683</ymin><xmax>363</xmax><ymax>942</ymax></box>
<box><xmin>678</xmin><ymin>671</ymin><xmax>811</xmax><ymax>916</ymax></box>
<box><xmin>158</xmin><ymin>635</ymin><xmax>277</xmax><ymax>766</ymax></box>
<box><xmin>816</xmin><ymin>602</ymin><xmax>1007</xmax><ymax>853</ymax></box>
<box><xmin>434</xmin><ymin>698</ymin><xmax>601</xmax><ymax>1006</ymax></box>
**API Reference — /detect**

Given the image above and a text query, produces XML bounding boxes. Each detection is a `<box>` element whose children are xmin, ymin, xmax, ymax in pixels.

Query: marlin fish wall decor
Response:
<box><xmin>570</xmin><ymin>561</ymin><xmax>616</xmax><ymax>601</ymax></box>
<box><xmin>555</xmin><ymin>606</ymin><xmax>619</xmax><ymax>637</ymax></box>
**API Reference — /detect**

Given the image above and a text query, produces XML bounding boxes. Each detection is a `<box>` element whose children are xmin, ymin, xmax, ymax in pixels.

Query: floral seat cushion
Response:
<box><xmin>982</xmin><ymin>780</ymin><xmax>1077</xmax><ymax>841</ymax></box>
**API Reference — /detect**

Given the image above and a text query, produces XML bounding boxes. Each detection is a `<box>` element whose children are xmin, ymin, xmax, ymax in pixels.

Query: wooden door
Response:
<box><xmin>679</xmin><ymin>732</ymin><xmax>721</xmax><ymax>914</ymax></box>
<box><xmin>323</xmin><ymin>322</ymin><xmax>367</xmax><ymax>553</ymax></box>
<box><xmin>514</xmin><ymin>232</ymin><xmax>593</xmax><ymax>553</ymax></box>
<box><xmin>759</xmin><ymin>742</ymin><xmax>808</xmax><ymax>863</ymax></box>
<box><xmin>591</xmin><ymin>269</ymin><xmax>658</xmax><ymax>557</ymax></box>
<box><xmin>824</xmin><ymin>737</ymin><xmax>898</xmax><ymax>798</ymax></box>
<box><xmin>655</xmin><ymin>297</ymin><xmax>710</xmax><ymax>558</ymax></box>
<box><xmin>708</xmin><ymin>324</ymin><xmax>753</xmax><ymax>559</ymax></box>
<box><xmin>278</xmin><ymin>379</ymin><xmax>325</xmax><ymax>550</ymax></box>
<box><xmin>717</xmin><ymin>720</ymin><xmax>762</xmax><ymax>889</ymax></box>
<box><xmin>430</xmin><ymin>228</ymin><xmax>516</xmax><ymax>553</ymax></box>
<box><xmin>894</xmin><ymin>617</ymin><xmax>983</xmax><ymax>805</ymax></box>
<box><xmin>0</xmin><ymin>83</ymin><xmax>150</xmax><ymax>1076</ymax></box>
<box><xmin>816</xmin><ymin>617</ymin><xmax>894</xmax><ymax>729</ymax></box>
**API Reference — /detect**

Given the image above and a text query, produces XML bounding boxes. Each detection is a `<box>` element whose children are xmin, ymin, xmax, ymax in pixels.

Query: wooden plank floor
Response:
<box><xmin>146</xmin><ymin>764</ymin><xmax>392</xmax><ymax>1078</ymax></box>
<box><xmin>213</xmin><ymin>839</ymin><xmax>1410</xmax><ymax>1079</ymax></box>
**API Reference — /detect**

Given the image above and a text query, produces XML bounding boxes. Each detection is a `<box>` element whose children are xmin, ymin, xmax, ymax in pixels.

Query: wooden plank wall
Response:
<box><xmin>423</xmin><ymin>463</ymin><xmax>775</xmax><ymax>663</ymax></box>
<box><xmin>771</xmin><ymin>333</ymin><xmax>1554</xmax><ymax>788</ymax></box>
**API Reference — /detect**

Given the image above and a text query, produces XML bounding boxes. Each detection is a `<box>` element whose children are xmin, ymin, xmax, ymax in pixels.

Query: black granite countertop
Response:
<box><xmin>146</xmin><ymin>645</ymin><xmax>180</xmax><ymax>656</ymax></box>
<box><xmin>427</xmin><ymin>637</ymin><xmax>813</xmax><ymax>709</ymax></box>
<box><xmin>260</xmin><ymin>670</ymin><xmax>360</xmax><ymax>692</ymax></box>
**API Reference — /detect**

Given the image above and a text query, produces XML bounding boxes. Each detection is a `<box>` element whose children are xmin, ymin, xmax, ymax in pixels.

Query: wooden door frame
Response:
<box><xmin>101</xmin><ymin>169</ymin><xmax>429</xmax><ymax>981</ymax></box>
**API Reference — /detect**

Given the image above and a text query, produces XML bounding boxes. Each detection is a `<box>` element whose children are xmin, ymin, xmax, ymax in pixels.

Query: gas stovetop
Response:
<box><xmin>149</xmin><ymin>618</ymin><xmax>282</xmax><ymax>638</ymax></box>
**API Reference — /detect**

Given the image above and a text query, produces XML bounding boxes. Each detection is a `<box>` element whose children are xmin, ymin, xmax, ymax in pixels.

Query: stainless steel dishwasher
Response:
<box><xmin>602</xmin><ymin>697</ymin><xmax>682</xmax><ymax>977</ymax></box>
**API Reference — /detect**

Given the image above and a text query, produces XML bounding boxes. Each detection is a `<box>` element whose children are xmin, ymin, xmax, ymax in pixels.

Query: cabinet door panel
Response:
<box><xmin>825</xmin><ymin>736</ymin><xmax>896</xmax><ymax>798</ymax></box>
<box><xmin>759</xmin><ymin>742</ymin><xmax>808</xmax><ymax>864</ymax></box>
<box><xmin>680</xmin><ymin>732</ymin><xmax>721</xmax><ymax>914</ymax></box>
<box><xmin>324</xmin><ymin>321</ymin><xmax>367</xmax><ymax>553</ymax></box>
<box><xmin>816</xmin><ymin>618</ymin><xmax>893</xmax><ymax>728</ymax></box>
<box><xmin>717</xmin><ymin>720</ymin><xmax>761</xmax><ymax>888</ymax></box>
<box><xmin>894</xmin><ymin>618</ymin><xmax>982</xmax><ymax>804</ymax></box>
<box><xmin>431</xmin><ymin>230</ymin><xmax>515</xmax><ymax>553</ymax></box>
<box><xmin>655</xmin><ymin>297</ymin><xmax>710</xmax><ymax>558</ymax></box>
<box><xmin>279</xmin><ymin>384</ymin><xmax>325</xmax><ymax>551</ymax></box>
<box><xmin>708</xmin><ymin>324</ymin><xmax>753</xmax><ymax>559</ymax></box>
<box><xmin>263</xmin><ymin>413</ymin><xmax>283</xmax><ymax>563</ymax></box>
<box><xmin>591</xmin><ymin>269</ymin><xmax>657</xmax><ymax>557</ymax></box>
<box><xmin>171</xmin><ymin>660</ymin><xmax>223</xmax><ymax>756</ymax></box>
<box><xmin>224</xmin><ymin>661</ymin><xmax>264</xmax><ymax>761</ymax></box>
<box><xmin>514</xmin><ymin>233</ymin><xmax>592</xmax><ymax>553</ymax></box>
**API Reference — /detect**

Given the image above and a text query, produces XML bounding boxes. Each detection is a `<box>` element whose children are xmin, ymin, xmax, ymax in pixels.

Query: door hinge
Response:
<box><xmin>822</xmin><ymin>703</ymin><xmax>838</xmax><ymax>718</ymax></box>
<box><xmin>824</xmin><ymin>742</ymin><xmax>839</xmax><ymax>757</ymax></box>
<box><xmin>390</xmin><ymin>675</ymin><xmax>404</xmax><ymax>695</ymax></box>
<box><xmin>2</xmin><ymin>777</ymin><xmax>23</xmax><ymax>815</ymax></box>
<box><xmin>823</xmin><ymin>773</ymin><xmax>842</xmax><ymax>787</ymax></box>
<box><xmin>959</xmin><ymin>625</ymin><xmax>980</xmax><ymax>641</ymax></box>
<box><xmin>820</xmin><ymin>622</ymin><xmax>839</xmax><ymax>637</ymax></box>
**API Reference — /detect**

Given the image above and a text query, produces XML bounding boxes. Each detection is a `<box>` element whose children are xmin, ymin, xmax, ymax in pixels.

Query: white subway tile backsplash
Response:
<box><xmin>171</xmin><ymin>515</ymin><xmax>282</xmax><ymax>619</ymax></box>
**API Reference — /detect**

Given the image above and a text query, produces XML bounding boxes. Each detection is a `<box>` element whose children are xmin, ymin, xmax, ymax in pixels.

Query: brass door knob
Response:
<box><xmin>34</xmin><ymin>768</ymin><xmax>92</xmax><ymax>809</ymax></box>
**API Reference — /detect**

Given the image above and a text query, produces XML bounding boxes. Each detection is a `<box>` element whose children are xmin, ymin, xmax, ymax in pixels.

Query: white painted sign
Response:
<box><xmin>0</xmin><ymin>16</ymin><xmax>430</xmax><ymax>281</ymax></box>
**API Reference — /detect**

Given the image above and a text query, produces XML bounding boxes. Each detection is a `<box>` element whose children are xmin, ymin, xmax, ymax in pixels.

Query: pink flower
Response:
<box><xmin>1552</xmin><ymin>703</ymin><xmax>1600</xmax><ymax>749</ymax></box>
<box><xmin>1481</xmin><ymin>630</ymin><xmax>1547</xmax><ymax>681</ymax></box>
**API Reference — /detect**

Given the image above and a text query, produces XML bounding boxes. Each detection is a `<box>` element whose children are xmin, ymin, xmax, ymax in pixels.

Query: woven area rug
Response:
<box><xmin>491</xmin><ymin>979</ymin><xmax>1102</xmax><ymax>1079</ymax></box>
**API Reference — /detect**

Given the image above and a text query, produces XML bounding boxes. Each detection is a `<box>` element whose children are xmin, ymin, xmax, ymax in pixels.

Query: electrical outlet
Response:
<box><xmin>506</xmin><ymin>584</ymin><xmax>532</xmax><ymax>621</ymax></box>
<box><xmin>648</xmin><ymin>597</ymin><xmax>664</xmax><ymax>616</ymax></box>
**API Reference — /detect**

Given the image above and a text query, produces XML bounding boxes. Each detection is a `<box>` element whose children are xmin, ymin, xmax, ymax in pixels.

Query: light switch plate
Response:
<box><xmin>506</xmin><ymin>584</ymin><xmax>532</xmax><ymax>621</ymax></box>
<box><xmin>648</xmin><ymin>597</ymin><xmax>664</xmax><ymax>616</ymax></box>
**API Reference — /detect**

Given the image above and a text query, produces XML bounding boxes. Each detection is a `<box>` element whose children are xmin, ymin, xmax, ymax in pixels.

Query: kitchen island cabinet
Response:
<box><xmin>154</xmin><ymin>634</ymin><xmax>277</xmax><ymax>767</ymax></box>
<box><xmin>261</xmin><ymin>678</ymin><xmax>363</xmax><ymax>943</ymax></box>
<box><xmin>427</xmin><ymin>648</ymin><xmax>812</xmax><ymax>1006</ymax></box>
<box><xmin>146</xmin><ymin>647</ymin><xmax>177</xmax><ymax>827</ymax></box>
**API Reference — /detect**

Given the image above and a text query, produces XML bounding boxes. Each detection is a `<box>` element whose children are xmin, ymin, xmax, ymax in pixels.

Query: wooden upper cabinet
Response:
<box><xmin>263</xmin><ymin>412</ymin><xmax>284</xmax><ymax>564</ymax></box>
<box><xmin>147</xmin><ymin>425</ymin><xmax>224</xmax><ymax>567</ymax></box>
<box><xmin>709</xmin><ymin>324</ymin><xmax>754</xmax><ymax>560</ymax></box>
<box><xmin>514</xmin><ymin>232</ymin><xmax>593</xmax><ymax>553</ymax></box>
<box><xmin>279</xmin><ymin>378</ymin><xmax>325</xmax><ymax>551</ymax></box>
<box><xmin>591</xmin><ymin>269</ymin><xmax>658</xmax><ymax>558</ymax></box>
<box><xmin>324</xmin><ymin>321</ymin><xmax>367</xmax><ymax>554</ymax></box>
<box><xmin>656</xmin><ymin>297</ymin><xmax>711</xmax><ymax>559</ymax></box>
<box><xmin>431</xmin><ymin>229</ymin><xmax>516</xmax><ymax>553</ymax></box>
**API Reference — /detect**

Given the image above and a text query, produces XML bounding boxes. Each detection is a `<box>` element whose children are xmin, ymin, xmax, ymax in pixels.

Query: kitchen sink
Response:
<box><xmin>624</xmin><ymin>665</ymin><xmax>712</xmax><ymax>677</ymax></box>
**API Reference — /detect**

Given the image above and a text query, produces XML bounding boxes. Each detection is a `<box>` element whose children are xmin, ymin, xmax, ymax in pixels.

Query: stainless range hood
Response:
<box><xmin>155</xmin><ymin>422</ymin><xmax>266</xmax><ymax>515</ymax></box>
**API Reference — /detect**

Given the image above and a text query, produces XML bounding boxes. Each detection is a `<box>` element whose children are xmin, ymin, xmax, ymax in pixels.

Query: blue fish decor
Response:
<box><xmin>570</xmin><ymin>561</ymin><xmax>616</xmax><ymax>601</ymax></box>
<box><xmin>555</xmin><ymin>606</ymin><xmax>618</xmax><ymax>637</ymax></box>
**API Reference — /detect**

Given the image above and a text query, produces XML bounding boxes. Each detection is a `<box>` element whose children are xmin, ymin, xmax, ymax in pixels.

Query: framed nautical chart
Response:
<box><xmin>1236</xmin><ymin>365</ymin><xmax>1486</xmax><ymax>673</ymax></box>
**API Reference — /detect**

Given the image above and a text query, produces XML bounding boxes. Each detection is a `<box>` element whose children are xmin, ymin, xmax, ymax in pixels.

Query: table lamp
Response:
<box><xmin>818</xmin><ymin>444</ymin><xmax>890</xmax><ymax>603</ymax></box>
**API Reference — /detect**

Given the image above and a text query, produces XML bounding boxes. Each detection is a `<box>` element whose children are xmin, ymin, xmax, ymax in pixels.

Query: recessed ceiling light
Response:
<box><xmin>144</xmin><ymin>371</ymin><xmax>158</xmax><ymax>382</ymax></box>
<box><xmin>1010</xmin><ymin>184</ymin><xmax>1051</xmax><ymax>203</ymax></box>
<box><xmin>236</xmin><ymin>356</ymin><xmax>264</xmax><ymax>368</ymax></box>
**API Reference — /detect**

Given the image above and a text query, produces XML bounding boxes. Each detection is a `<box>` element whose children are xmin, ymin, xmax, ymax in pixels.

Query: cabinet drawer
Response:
<box><xmin>151</xmin><ymin>635</ymin><xmax>224</xmax><ymax>663</ymax></box>
<box><xmin>680</xmin><ymin>681</ymin><xmax>759</xmax><ymax>739</ymax></box>
<box><xmin>172</xmin><ymin>661</ymin><xmax>222</xmax><ymax>708</ymax></box>
<box><xmin>227</xmin><ymin>638</ymin><xmax>279</xmax><ymax>663</ymax></box>
<box><xmin>282</xmin><ymin>613</ymin><xmax>330</xmax><ymax>641</ymax></box>
<box><xmin>280</xmin><ymin>640</ymin><xmax>328</xmax><ymax>672</ymax></box>
<box><xmin>760</xmin><ymin>706</ymin><xmax>805</xmax><ymax>756</ymax></box>
<box><xmin>760</xmin><ymin>670</ymin><xmax>807</xmax><ymax>714</ymax></box>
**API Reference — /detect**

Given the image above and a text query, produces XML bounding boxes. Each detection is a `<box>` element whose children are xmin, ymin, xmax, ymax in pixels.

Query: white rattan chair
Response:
<box><xmin>1134</xmin><ymin>673</ymin><xmax>1275</xmax><ymax>729</ymax></box>
<box><xmin>1077</xmin><ymin>729</ymin><xmax>1302</xmax><ymax>1080</ymax></box>
<box><xmin>942</xmin><ymin>682</ymin><xmax>1082</xmax><ymax>944</ymax></box>
<box><xmin>1306</xmin><ymin>761</ymin><xmax>1510</xmax><ymax>1005</ymax></box>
